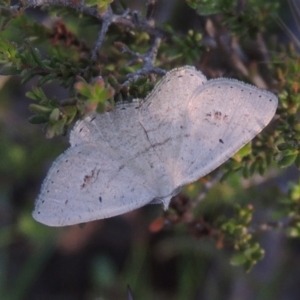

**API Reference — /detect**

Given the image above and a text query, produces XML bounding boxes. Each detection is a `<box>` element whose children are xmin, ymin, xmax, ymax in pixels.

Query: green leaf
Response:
<box><xmin>277</xmin><ymin>142</ymin><xmax>296</xmax><ymax>151</ymax></box>
<box><xmin>45</xmin><ymin>118</ymin><xmax>67</xmax><ymax>138</ymax></box>
<box><xmin>278</xmin><ymin>153</ymin><xmax>298</xmax><ymax>168</ymax></box>
<box><xmin>287</xmin><ymin>222</ymin><xmax>300</xmax><ymax>237</ymax></box>
<box><xmin>29</xmin><ymin>104</ymin><xmax>52</xmax><ymax>114</ymax></box>
<box><xmin>0</xmin><ymin>65</ymin><xmax>20</xmax><ymax>75</ymax></box>
<box><xmin>74</xmin><ymin>81</ymin><xmax>93</xmax><ymax>98</ymax></box>
<box><xmin>220</xmin><ymin>168</ymin><xmax>241</xmax><ymax>182</ymax></box>
<box><xmin>49</xmin><ymin>108</ymin><xmax>60</xmax><ymax>123</ymax></box>
<box><xmin>28</xmin><ymin>46</ymin><xmax>47</xmax><ymax>69</ymax></box>
<box><xmin>26</xmin><ymin>87</ymin><xmax>48</xmax><ymax>102</ymax></box>
<box><xmin>258</xmin><ymin>159</ymin><xmax>267</xmax><ymax>176</ymax></box>
<box><xmin>295</xmin><ymin>153</ymin><xmax>300</xmax><ymax>169</ymax></box>
<box><xmin>230</xmin><ymin>253</ymin><xmax>247</xmax><ymax>266</ymax></box>
<box><xmin>37</xmin><ymin>73</ymin><xmax>57</xmax><ymax>86</ymax></box>
<box><xmin>186</xmin><ymin>0</ymin><xmax>229</xmax><ymax>15</ymax></box>
<box><xmin>242</xmin><ymin>164</ymin><xmax>250</xmax><ymax>179</ymax></box>
<box><xmin>21</xmin><ymin>69</ymin><xmax>36</xmax><ymax>84</ymax></box>
<box><xmin>28</xmin><ymin>115</ymin><xmax>48</xmax><ymax>124</ymax></box>
<box><xmin>232</xmin><ymin>143</ymin><xmax>252</xmax><ymax>162</ymax></box>
<box><xmin>61</xmin><ymin>106</ymin><xmax>77</xmax><ymax>125</ymax></box>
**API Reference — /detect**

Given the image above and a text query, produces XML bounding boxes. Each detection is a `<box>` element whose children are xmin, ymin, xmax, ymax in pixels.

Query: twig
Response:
<box><xmin>19</xmin><ymin>0</ymin><xmax>101</xmax><ymax>18</ymax></box>
<box><xmin>91</xmin><ymin>6</ymin><xmax>113</xmax><ymax>60</ymax></box>
<box><xmin>17</xmin><ymin>0</ymin><xmax>165</xmax><ymax>37</ymax></box>
<box><xmin>248</xmin><ymin>216</ymin><xmax>296</xmax><ymax>234</ymax></box>
<box><xmin>122</xmin><ymin>36</ymin><xmax>166</xmax><ymax>86</ymax></box>
<box><xmin>192</xmin><ymin>171</ymin><xmax>223</xmax><ymax>208</ymax></box>
<box><xmin>122</xmin><ymin>66</ymin><xmax>166</xmax><ymax>86</ymax></box>
<box><xmin>16</xmin><ymin>0</ymin><xmax>168</xmax><ymax>83</ymax></box>
<box><xmin>146</xmin><ymin>0</ymin><xmax>157</xmax><ymax>20</ymax></box>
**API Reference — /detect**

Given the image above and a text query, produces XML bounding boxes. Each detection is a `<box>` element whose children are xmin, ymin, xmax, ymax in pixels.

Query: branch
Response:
<box><xmin>248</xmin><ymin>216</ymin><xmax>297</xmax><ymax>234</ymax></box>
<box><xmin>91</xmin><ymin>5</ymin><xmax>113</xmax><ymax>60</ymax></box>
<box><xmin>15</xmin><ymin>0</ymin><xmax>168</xmax><ymax>83</ymax></box>
<box><xmin>121</xmin><ymin>36</ymin><xmax>166</xmax><ymax>86</ymax></box>
<box><xmin>192</xmin><ymin>171</ymin><xmax>223</xmax><ymax>208</ymax></box>
<box><xmin>18</xmin><ymin>0</ymin><xmax>101</xmax><ymax>18</ymax></box>
<box><xmin>17</xmin><ymin>0</ymin><xmax>165</xmax><ymax>37</ymax></box>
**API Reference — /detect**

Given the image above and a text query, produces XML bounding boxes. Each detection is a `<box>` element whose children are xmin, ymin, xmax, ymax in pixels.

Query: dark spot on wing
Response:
<box><xmin>219</xmin><ymin>139</ymin><xmax>224</xmax><ymax>144</ymax></box>
<box><xmin>214</xmin><ymin>111</ymin><xmax>222</xmax><ymax>120</ymax></box>
<box><xmin>65</xmin><ymin>200</ymin><xmax>68</xmax><ymax>205</ymax></box>
<box><xmin>81</xmin><ymin>168</ymin><xmax>100</xmax><ymax>189</ymax></box>
<box><xmin>90</xmin><ymin>117</ymin><xmax>96</xmax><ymax>122</ymax></box>
<box><xmin>121</xmin><ymin>107</ymin><xmax>126</xmax><ymax>110</ymax></box>
<box><xmin>79</xmin><ymin>127</ymin><xmax>83</xmax><ymax>132</ymax></box>
<box><xmin>99</xmin><ymin>196</ymin><xmax>102</xmax><ymax>203</ymax></box>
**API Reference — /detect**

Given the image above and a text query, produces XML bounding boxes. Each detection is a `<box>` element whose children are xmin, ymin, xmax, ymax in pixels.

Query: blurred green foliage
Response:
<box><xmin>186</xmin><ymin>0</ymin><xmax>279</xmax><ymax>36</ymax></box>
<box><xmin>1</xmin><ymin>0</ymin><xmax>300</xmax><ymax>299</ymax></box>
